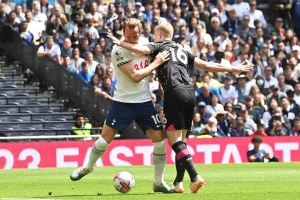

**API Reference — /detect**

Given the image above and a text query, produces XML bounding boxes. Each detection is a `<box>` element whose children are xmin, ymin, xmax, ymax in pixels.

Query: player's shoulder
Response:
<box><xmin>139</xmin><ymin>37</ymin><xmax>149</xmax><ymax>45</ymax></box>
<box><xmin>112</xmin><ymin>45</ymin><xmax>130</xmax><ymax>58</ymax></box>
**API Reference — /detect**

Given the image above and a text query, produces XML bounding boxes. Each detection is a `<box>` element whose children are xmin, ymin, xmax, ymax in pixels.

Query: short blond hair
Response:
<box><xmin>154</xmin><ymin>23</ymin><xmax>174</xmax><ymax>39</ymax></box>
<box><xmin>124</xmin><ymin>18</ymin><xmax>143</xmax><ymax>34</ymax></box>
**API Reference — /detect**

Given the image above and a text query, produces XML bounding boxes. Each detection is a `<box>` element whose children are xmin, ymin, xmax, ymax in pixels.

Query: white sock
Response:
<box><xmin>153</xmin><ymin>140</ymin><xmax>166</xmax><ymax>185</ymax></box>
<box><xmin>85</xmin><ymin>136</ymin><xmax>109</xmax><ymax>169</ymax></box>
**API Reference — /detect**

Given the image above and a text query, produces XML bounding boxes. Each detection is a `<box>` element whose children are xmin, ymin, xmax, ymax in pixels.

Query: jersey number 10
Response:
<box><xmin>170</xmin><ymin>48</ymin><xmax>188</xmax><ymax>65</ymax></box>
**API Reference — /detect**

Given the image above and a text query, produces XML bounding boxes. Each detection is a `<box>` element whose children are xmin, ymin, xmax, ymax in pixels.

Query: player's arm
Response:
<box><xmin>193</xmin><ymin>57</ymin><xmax>254</xmax><ymax>73</ymax></box>
<box><xmin>107</xmin><ymin>33</ymin><xmax>152</xmax><ymax>55</ymax></box>
<box><xmin>119</xmin><ymin>51</ymin><xmax>169</xmax><ymax>83</ymax></box>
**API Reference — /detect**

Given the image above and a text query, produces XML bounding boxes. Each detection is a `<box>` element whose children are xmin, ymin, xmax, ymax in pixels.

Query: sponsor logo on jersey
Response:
<box><xmin>115</xmin><ymin>50</ymin><xmax>123</xmax><ymax>62</ymax></box>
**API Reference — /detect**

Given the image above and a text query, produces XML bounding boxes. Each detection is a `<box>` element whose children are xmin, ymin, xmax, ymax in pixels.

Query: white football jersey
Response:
<box><xmin>112</xmin><ymin>38</ymin><xmax>151</xmax><ymax>103</ymax></box>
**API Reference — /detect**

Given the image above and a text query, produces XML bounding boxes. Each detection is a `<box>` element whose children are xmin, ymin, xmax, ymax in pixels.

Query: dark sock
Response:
<box><xmin>172</xmin><ymin>141</ymin><xmax>198</xmax><ymax>182</ymax></box>
<box><xmin>173</xmin><ymin>155</ymin><xmax>185</xmax><ymax>185</ymax></box>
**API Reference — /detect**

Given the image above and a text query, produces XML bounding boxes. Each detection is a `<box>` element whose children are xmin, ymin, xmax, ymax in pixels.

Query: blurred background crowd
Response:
<box><xmin>1</xmin><ymin>0</ymin><xmax>300</xmax><ymax>138</ymax></box>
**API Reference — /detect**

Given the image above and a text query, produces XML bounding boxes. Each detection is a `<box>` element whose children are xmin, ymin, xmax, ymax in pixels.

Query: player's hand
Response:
<box><xmin>107</xmin><ymin>31</ymin><xmax>121</xmax><ymax>46</ymax></box>
<box><xmin>235</xmin><ymin>61</ymin><xmax>254</xmax><ymax>72</ymax></box>
<box><xmin>154</xmin><ymin>50</ymin><xmax>170</xmax><ymax>66</ymax></box>
<box><xmin>264</xmin><ymin>153</ymin><xmax>270</xmax><ymax>159</ymax></box>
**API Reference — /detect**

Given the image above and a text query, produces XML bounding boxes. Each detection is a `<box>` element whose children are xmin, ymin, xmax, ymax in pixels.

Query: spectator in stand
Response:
<box><xmin>252</xmin><ymin>52</ymin><xmax>265</xmax><ymax>78</ymax></box>
<box><xmin>271</xmin><ymin>18</ymin><xmax>286</xmax><ymax>43</ymax></box>
<box><xmin>286</xmin><ymin>90</ymin><xmax>300</xmax><ymax>114</ymax></box>
<box><xmin>15</xmin><ymin>5</ymin><xmax>25</xmax><ymax>23</ymax></box>
<box><xmin>77</xmin><ymin>61</ymin><xmax>93</xmax><ymax>83</ymax></box>
<box><xmin>220</xmin><ymin>75</ymin><xmax>238</xmax><ymax>105</ymax></box>
<box><xmin>20</xmin><ymin>21</ymin><xmax>34</xmax><ymax>43</ymax></box>
<box><xmin>131</xmin><ymin>2</ymin><xmax>146</xmax><ymax>23</ymax></box>
<box><xmin>293</xmin><ymin>82</ymin><xmax>300</xmax><ymax>106</ymax></box>
<box><xmin>58</xmin><ymin>0</ymin><xmax>71</xmax><ymax>20</ymax></box>
<box><xmin>71</xmin><ymin>113</ymin><xmax>92</xmax><ymax>141</ymax></box>
<box><xmin>266</xmin><ymin>84</ymin><xmax>287</xmax><ymax>105</ymax></box>
<box><xmin>93</xmin><ymin>43</ymin><xmax>105</xmax><ymax>64</ymax></box>
<box><xmin>263</xmin><ymin>98</ymin><xmax>278</xmax><ymax>128</ymax></box>
<box><xmin>246</xmin><ymin>0</ymin><xmax>267</xmax><ymax>28</ymax></box>
<box><xmin>79</xmin><ymin>37</ymin><xmax>91</xmax><ymax>58</ymax></box>
<box><xmin>149</xmin><ymin>70</ymin><xmax>159</xmax><ymax>93</ymax></box>
<box><xmin>66</xmin><ymin>12</ymin><xmax>81</xmax><ymax>37</ymax></box>
<box><xmin>247</xmin><ymin>136</ymin><xmax>279</xmax><ymax>162</ymax></box>
<box><xmin>191</xmin><ymin>35</ymin><xmax>207</xmax><ymax>56</ymax></box>
<box><xmin>214</xmin><ymin>110</ymin><xmax>231</xmax><ymax>136</ymax></box>
<box><xmin>196</xmin><ymin>83</ymin><xmax>213</xmax><ymax>105</ymax></box>
<box><xmin>85</xmin><ymin>52</ymin><xmax>98</xmax><ymax>72</ymax></box>
<box><xmin>252</xmin><ymin>123</ymin><xmax>268</xmax><ymax>137</ymax></box>
<box><xmin>238</xmin><ymin>107</ymin><xmax>257</xmax><ymax>134</ymax></box>
<box><xmin>234</xmin><ymin>15</ymin><xmax>256</xmax><ymax>46</ymax></box>
<box><xmin>264</xmin><ymin>66</ymin><xmax>278</xmax><ymax>89</ymax></box>
<box><xmin>268</xmin><ymin>113</ymin><xmax>292</xmax><ymax>136</ymax></box>
<box><xmin>291</xmin><ymin>45</ymin><xmax>300</xmax><ymax>64</ymax></box>
<box><xmin>281</xmin><ymin>96</ymin><xmax>298</xmax><ymax>125</ymax></box>
<box><xmin>224</xmin><ymin>102</ymin><xmax>236</xmax><ymax>124</ymax></box>
<box><xmin>32</xmin><ymin>1</ymin><xmax>47</xmax><ymax>24</ymax></box>
<box><xmin>208</xmin><ymin>17</ymin><xmax>224</xmax><ymax>41</ymax></box>
<box><xmin>277</xmin><ymin>74</ymin><xmax>293</xmax><ymax>93</ymax></box>
<box><xmin>214</xmin><ymin>31</ymin><xmax>231</xmax><ymax>51</ymax></box>
<box><xmin>70</xmin><ymin>47</ymin><xmax>84</xmax><ymax>72</ymax></box>
<box><xmin>267</xmin><ymin>106</ymin><xmax>292</xmax><ymax>129</ymax></box>
<box><xmin>94</xmin><ymin>76</ymin><xmax>114</xmax><ymax>100</ymax></box>
<box><xmin>87</xmin><ymin>2</ymin><xmax>103</xmax><ymax>31</ymax></box>
<box><xmin>197</xmin><ymin>102</ymin><xmax>212</xmax><ymax>124</ymax></box>
<box><xmin>284</xmin><ymin>65</ymin><xmax>297</xmax><ymax>88</ymax></box>
<box><xmin>84</xmin><ymin>14</ymin><xmax>99</xmax><ymax>43</ymax></box>
<box><xmin>206</xmin><ymin>93</ymin><xmax>224</xmax><ymax>115</ymax></box>
<box><xmin>235</xmin><ymin>74</ymin><xmax>250</xmax><ymax>104</ymax></box>
<box><xmin>61</xmin><ymin>38</ymin><xmax>73</xmax><ymax>58</ymax></box>
<box><xmin>191</xmin><ymin>9</ymin><xmax>206</xmax><ymax>30</ymax></box>
<box><xmin>190</xmin><ymin>112</ymin><xmax>204</xmax><ymax>136</ymax></box>
<box><xmin>232</xmin><ymin>0</ymin><xmax>250</xmax><ymax>20</ymax></box>
<box><xmin>223</xmin><ymin>8</ymin><xmax>240</xmax><ymax>38</ymax></box>
<box><xmin>105</xmin><ymin>66</ymin><xmax>116</xmax><ymax>89</ymax></box>
<box><xmin>62</xmin><ymin>56</ymin><xmax>77</xmax><ymax>74</ymax></box>
<box><xmin>244</xmin><ymin>96</ymin><xmax>260</xmax><ymax>124</ymax></box>
<box><xmin>231</xmin><ymin>116</ymin><xmax>249</xmax><ymax>137</ymax></box>
<box><xmin>37</xmin><ymin>35</ymin><xmax>61</xmax><ymax>64</ymax></box>
<box><xmin>199</xmin><ymin>117</ymin><xmax>227</xmax><ymax>138</ymax></box>
<box><xmin>292</xmin><ymin>117</ymin><xmax>300</xmax><ymax>136</ymax></box>
<box><xmin>142</xmin><ymin>23</ymin><xmax>154</xmax><ymax>43</ymax></box>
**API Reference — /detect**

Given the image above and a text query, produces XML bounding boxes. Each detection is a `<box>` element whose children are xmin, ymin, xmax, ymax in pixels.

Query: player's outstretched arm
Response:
<box><xmin>107</xmin><ymin>33</ymin><xmax>152</xmax><ymax>55</ymax></box>
<box><xmin>119</xmin><ymin>51</ymin><xmax>169</xmax><ymax>83</ymax></box>
<box><xmin>193</xmin><ymin>57</ymin><xmax>254</xmax><ymax>73</ymax></box>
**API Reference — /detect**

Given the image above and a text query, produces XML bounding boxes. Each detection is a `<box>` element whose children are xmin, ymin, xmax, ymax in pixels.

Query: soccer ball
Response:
<box><xmin>113</xmin><ymin>171</ymin><xmax>135</xmax><ymax>193</ymax></box>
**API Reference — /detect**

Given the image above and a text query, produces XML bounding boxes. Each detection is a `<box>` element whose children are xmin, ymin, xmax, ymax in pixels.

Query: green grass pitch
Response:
<box><xmin>1</xmin><ymin>163</ymin><xmax>300</xmax><ymax>200</ymax></box>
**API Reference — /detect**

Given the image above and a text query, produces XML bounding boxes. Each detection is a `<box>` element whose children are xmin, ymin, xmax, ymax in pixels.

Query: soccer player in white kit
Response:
<box><xmin>70</xmin><ymin>18</ymin><xmax>174</xmax><ymax>193</ymax></box>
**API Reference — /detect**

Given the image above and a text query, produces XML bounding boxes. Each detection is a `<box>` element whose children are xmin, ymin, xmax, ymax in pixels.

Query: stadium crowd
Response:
<box><xmin>1</xmin><ymin>0</ymin><xmax>300</xmax><ymax>138</ymax></box>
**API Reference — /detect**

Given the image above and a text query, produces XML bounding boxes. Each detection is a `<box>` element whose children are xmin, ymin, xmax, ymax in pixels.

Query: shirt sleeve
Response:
<box><xmin>186</xmin><ymin>51</ymin><xmax>196</xmax><ymax>66</ymax></box>
<box><xmin>145</xmin><ymin>42</ymin><xmax>161</xmax><ymax>56</ymax></box>
<box><xmin>111</xmin><ymin>47</ymin><xmax>133</xmax><ymax>68</ymax></box>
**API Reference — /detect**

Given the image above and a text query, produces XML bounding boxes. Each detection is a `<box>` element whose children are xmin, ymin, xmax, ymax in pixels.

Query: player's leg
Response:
<box><xmin>136</xmin><ymin>101</ymin><xmax>174</xmax><ymax>193</ymax></box>
<box><xmin>183</xmin><ymin>88</ymin><xmax>205</xmax><ymax>193</ymax></box>
<box><xmin>70</xmin><ymin>101</ymin><xmax>134</xmax><ymax>181</ymax></box>
<box><xmin>172</xmin><ymin>129</ymin><xmax>188</xmax><ymax>193</ymax></box>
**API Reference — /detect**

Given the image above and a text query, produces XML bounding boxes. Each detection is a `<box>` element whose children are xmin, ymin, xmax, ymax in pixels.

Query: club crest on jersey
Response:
<box><xmin>115</xmin><ymin>50</ymin><xmax>123</xmax><ymax>61</ymax></box>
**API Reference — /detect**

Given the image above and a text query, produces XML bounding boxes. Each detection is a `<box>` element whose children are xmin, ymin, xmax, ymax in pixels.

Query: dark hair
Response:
<box><xmin>251</xmin><ymin>135</ymin><xmax>262</xmax><ymax>143</ymax></box>
<box><xmin>75</xmin><ymin>113</ymin><xmax>84</xmax><ymax>120</ymax></box>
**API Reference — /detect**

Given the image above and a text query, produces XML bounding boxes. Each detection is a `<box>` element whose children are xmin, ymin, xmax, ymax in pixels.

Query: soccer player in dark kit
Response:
<box><xmin>108</xmin><ymin>21</ymin><xmax>253</xmax><ymax>193</ymax></box>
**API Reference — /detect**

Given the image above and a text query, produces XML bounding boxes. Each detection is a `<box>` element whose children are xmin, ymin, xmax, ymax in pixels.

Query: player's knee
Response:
<box><xmin>153</xmin><ymin>140</ymin><xmax>166</xmax><ymax>153</ymax></box>
<box><xmin>147</xmin><ymin>129</ymin><xmax>164</xmax><ymax>143</ymax></box>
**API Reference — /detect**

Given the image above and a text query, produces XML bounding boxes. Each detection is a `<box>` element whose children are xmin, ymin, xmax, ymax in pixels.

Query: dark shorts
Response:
<box><xmin>164</xmin><ymin>85</ymin><xmax>196</xmax><ymax>131</ymax></box>
<box><xmin>106</xmin><ymin>101</ymin><xmax>162</xmax><ymax>132</ymax></box>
